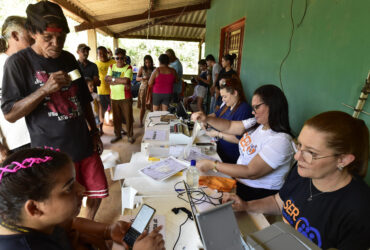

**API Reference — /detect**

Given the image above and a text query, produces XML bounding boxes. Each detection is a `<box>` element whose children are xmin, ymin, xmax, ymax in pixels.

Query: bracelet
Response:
<box><xmin>217</xmin><ymin>131</ymin><xmax>223</xmax><ymax>140</ymax></box>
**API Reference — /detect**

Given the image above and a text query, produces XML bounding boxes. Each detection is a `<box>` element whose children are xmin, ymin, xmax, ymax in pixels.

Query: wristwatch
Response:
<box><xmin>112</xmin><ymin>77</ymin><xmax>116</xmax><ymax>83</ymax></box>
<box><xmin>212</xmin><ymin>161</ymin><xmax>219</xmax><ymax>173</ymax></box>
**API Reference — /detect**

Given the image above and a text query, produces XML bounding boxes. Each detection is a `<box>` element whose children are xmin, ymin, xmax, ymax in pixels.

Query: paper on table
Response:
<box><xmin>121</xmin><ymin>186</ymin><xmax>137</xmax><ymax>210</ymax></box>
<box><xmin>140</xmin><ymin>156</ymin><xmax>188</xmax><ymax>181</ymax></box>
<box><xmin>143</xmin><ymin>130</ymin><xmax>167</xmax><ymax>141</ymax></box>
<box><xmin>184</xmin><ymin>121</ymin><xmax>202</xmax><ymax>158</ymax></box>
<box><xmin>169</xmin><ymin>145</ymin><xmax>200</xmax><ymax>158</ymax></box>
<box><xmin>113</xmin><ymin>163</ymin><xmax>144</xmax><ymax>180</ymax></box>
<box><xmin>184</xmin><ymin>148</ymin><xmax>218</xmax><ymax>162</ymax></box>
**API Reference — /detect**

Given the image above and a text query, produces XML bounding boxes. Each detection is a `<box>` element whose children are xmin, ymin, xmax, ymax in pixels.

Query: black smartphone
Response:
<box><xmin>123</xmin><ymin>204</ymin><xmax>156</xmax><ymax>247</ymax></box>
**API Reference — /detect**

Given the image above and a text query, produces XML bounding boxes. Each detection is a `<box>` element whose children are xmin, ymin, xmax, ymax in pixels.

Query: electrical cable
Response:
<box><xmin>174</xmin><ymin>181</ymin><xmax>223</xmax><ymax>206</ymax></box>
<box><xmin>172</xmin><ymin>216</ymin><xmax>189</xmax><ymax>250</ymax></box>
<box><xmin>279</xmin><ymin>0</ymin><xmax>309</xmax><ymax>91</ymax></box>
<box><xmin>278</xmin><ymin>0</ymin><xmax>295</xmax><ymax>92</ymax></box>
<box><xmin>297</xmin><ymin>0</ymin><xmax>308</xmax><ymax>28</ymax></box>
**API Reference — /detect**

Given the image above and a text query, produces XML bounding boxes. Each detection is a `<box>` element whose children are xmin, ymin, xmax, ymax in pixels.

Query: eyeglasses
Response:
<box><xmin>252</xmin><ymin>103</ymin><xmax>265</xmax><ymax>112</ymax></box>
<box><xmin>115</xmin><ymin>57</ymin><xmax>125</xmax><ymax>60</ymax></box>
<box><xmin>296</xmin><ymin>144</ymin><xmax>340</xmax><ymax>164</ymax></box>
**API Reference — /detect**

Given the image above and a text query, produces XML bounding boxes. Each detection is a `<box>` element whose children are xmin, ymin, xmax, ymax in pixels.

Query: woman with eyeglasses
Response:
<box><xmin>205</xmin><ymin>76</ymin><xmax>253</xmax><ymax>164</ymax></box>
<box><xmin>192</xmin><ymin>84</ymin><xmax>294</xmax><ymax>201</ymax></box>
<box><xmin>147</xmin><ymin>54</ymin><xmax>177</xmax><ymax>111</ymax></box>
<box><xmin>222</xmin><ymin>111</ymin><xmax>370</xmax><ymax>249</ymax></box>
<box><xmin>136</xmin><ymin>55</ymin><xmax>155</xmax><ymax>127</ymax></box>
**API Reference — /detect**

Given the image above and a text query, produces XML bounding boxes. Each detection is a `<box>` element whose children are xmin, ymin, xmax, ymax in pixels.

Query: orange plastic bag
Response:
<box><xmin>199</xmin><ymin>176</ymin><xmax>236</xmax><ymax>192</ymax></box>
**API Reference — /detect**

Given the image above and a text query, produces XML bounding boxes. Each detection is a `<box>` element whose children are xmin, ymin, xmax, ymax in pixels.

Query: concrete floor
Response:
<box><xmin>79</xmin><ymin>103</ymin><xmax>144</xmax><ymax>224</ymax></box>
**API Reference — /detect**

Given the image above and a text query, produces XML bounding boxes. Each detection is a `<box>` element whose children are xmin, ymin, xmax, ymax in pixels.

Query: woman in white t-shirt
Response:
<box><xmin>192</xmin><ymin>84</ymin><xmax>295</xmax><ymax>201</ymax></box>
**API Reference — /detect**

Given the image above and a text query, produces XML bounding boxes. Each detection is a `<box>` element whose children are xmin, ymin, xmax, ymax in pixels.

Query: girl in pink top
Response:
<box><xmin>148</xmin><ymin>54</ymin><xmax>177</xmax><ymax>111</ymax></box>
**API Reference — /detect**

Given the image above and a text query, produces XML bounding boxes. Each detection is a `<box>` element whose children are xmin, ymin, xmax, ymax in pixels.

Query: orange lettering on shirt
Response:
<box><xmin>283</xmin><ymin>199</ymin><xmax>300</xmax><ymax>222</ymax></box>
<box><xmin>239</xmin><ymin>133</ymin><xmax>252</xmax><ymax>152</ymax></box>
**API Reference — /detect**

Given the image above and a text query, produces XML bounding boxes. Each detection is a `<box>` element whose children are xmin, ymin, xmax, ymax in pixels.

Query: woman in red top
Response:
<box><xmin>148</xmin><ymin>54</ymin><xmax>177</xmax><ymax>111</ymax></box>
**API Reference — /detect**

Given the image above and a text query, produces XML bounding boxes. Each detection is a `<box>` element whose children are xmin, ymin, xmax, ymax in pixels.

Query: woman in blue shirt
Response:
<box><xmin>206</xmin><ymin>76</ymin><xmax>253</xmax><ymax>163</ymax></box>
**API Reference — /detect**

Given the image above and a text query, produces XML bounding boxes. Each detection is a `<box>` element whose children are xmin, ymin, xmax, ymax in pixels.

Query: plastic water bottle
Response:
<box><xmin>186</xmin><ymin>160</ymin><xmax>199</xmax><ymax>188</ymax></box>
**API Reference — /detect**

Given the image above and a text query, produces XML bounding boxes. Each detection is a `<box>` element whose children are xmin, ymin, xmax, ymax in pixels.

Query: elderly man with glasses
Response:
<box><xmin>1</xmin><ymin>1</ymin><xmax>108</xmax><ymax>220</ymax></box>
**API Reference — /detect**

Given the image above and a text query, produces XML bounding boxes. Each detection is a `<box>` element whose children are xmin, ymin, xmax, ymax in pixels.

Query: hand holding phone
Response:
<box><xmin>123</xmin><ymin>204</ymin><xmax>156</xmax><ymax>247</ymax></box>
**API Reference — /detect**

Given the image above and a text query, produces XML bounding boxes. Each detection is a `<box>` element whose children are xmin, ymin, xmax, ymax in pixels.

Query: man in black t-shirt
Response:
<box><xmin>77</xmin><ymin>43</ymin><xmax>100</xmax><ymax>89</ymax></box>
<box><xmin>1</xmin><ymin>1</ymin><xmax>108</xmax><ymax>220</ymax></box>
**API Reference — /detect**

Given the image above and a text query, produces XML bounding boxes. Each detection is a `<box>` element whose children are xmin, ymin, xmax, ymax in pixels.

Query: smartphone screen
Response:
<box><xmin>132</xmin><ymin>204</ymin><xmax>156</xmax><ymax>233</ymax></box>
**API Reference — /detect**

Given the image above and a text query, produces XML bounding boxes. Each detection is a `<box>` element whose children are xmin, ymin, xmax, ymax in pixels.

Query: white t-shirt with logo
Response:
<box><xmin>0</xmin><ymin>53</ymin><xmax>31</xmax><ymax>150</ymax></box>
<box><xmin>237</xmin><ymin>122</ymin><xmax>294</xmax><ymax>190</ymax></box>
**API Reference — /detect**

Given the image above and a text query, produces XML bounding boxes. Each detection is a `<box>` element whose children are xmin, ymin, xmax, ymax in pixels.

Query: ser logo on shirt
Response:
<box><xmin>239</xmin><ymin>132</ymin><xmax>257</xmax><ymax>155</ymax></box>
<box><xmin>282</xmin><ymin>199</ymin><xmax>322</xmax><ymax>247</ymax></box>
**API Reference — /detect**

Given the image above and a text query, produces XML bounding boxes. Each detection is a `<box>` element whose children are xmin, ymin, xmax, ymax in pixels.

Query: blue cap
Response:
<box><xmin>190</xmin><ymin>160</ymin><xmax>196</xmax><ymax>166</ymax></box>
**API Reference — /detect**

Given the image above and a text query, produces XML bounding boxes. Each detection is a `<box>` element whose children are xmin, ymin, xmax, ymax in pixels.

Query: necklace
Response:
<box><xmin>307</xmin><ymin>179</ymin><xmax>329</xmax><ymax>202</ymax></box>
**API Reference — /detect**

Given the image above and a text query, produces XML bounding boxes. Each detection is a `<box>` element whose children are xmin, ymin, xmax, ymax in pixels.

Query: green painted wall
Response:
<box><xmin>205</xmin><ymin>0</ymin><xmax>370</xmax><ymax>183</ymax></box>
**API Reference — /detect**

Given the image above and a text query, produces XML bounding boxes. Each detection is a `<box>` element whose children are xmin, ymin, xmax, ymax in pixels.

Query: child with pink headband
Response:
<box><xmin>0</xmin><ymin>148</ymin><xmax>164</xmax><ymax>250</ymax></box>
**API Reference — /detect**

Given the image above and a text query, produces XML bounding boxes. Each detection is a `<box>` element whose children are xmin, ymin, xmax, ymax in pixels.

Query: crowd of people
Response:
<box><xmin>0</xmin><ymin>1</ymin><xmax>369</xmax><ymax>250</ymax></box>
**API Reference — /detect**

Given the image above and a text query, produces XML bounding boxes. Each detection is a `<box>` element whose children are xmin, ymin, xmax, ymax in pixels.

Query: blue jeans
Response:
<box><xmin>209</xmin><ymin>94</ymin><xmax>216</xmax><ymax>114</ymax></box>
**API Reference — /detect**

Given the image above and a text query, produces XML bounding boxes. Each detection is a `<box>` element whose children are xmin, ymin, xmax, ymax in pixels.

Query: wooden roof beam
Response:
<box><xmin>50</xmin><ymin>0</ymin><xmax>114</xmax><ymax>36</ymax></box>
<box><xmin>117</xmin><ymin>34</ymin><xmax>202</xmax><ymax>43</ymax></box>
<box><xmin>160</xmin><ymin>22</ymin><xmax>205</xmax><ymax>28</ymax></box>
<box><xmin>75</xmin><ymin>1</ymin><xmax>211</xmax><ymax>32</ymax></box>
<box><xmin>117</xmin><ymin>14</ymin><xmax>178</xmax><ymax>37</ymax></box>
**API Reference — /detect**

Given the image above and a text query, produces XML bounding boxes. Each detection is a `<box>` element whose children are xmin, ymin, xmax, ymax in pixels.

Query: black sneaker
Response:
<box><xmin>110</xmin><ymin>136</ymin><xmax>122</xmax><ymax>143</ymax></box>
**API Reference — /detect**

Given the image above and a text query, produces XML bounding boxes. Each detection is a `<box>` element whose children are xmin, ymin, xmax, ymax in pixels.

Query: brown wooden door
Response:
<box><xmin>219</xmin><ymin>18</ymin><xmax>245</xmax><ymax>75</ymax></box>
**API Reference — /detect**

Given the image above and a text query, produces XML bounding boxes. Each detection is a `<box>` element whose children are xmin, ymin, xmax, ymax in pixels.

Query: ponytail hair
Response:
<box><xmin>222</xmin><ymin>53</ymin><xmax>237</xmax><ymax>66</ymax></box>
<box><xmin>0</xmin><ymin>16</ymin><xmax>27</xmax><ymax>53</ymax></box>
<box><xmin>304</xmin><ymin>111</ymin><xmax>369</xmax><ymax>178</ymax></box>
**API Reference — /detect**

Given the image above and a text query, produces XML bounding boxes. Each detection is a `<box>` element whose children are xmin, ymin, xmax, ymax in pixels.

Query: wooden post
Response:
<box><xmin>198</xmin><ymin>41</ymin><xmax>202</xmax><ymax>63</ymax></box>
<box><xmin>87</xmin><ymin>29</ymin><xmax>97</xmax><ymax>61</ymax></box>
<box><xmin>113</xmin><ymin>37</ymin><xmax>119</xmax><ymax>51</ymax></box>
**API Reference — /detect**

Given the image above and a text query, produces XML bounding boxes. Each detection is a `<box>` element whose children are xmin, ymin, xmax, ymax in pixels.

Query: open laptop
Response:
<box><xmin>183</xmin><ymin>181</ymin><xmax>244</xmax><ymax>250</ymax></box>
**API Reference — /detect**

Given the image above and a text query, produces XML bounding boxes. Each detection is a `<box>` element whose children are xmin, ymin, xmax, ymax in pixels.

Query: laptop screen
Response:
<box><xmin>183</xmin><ymin>181</ymin><xmax>243</xmax><ymax>250</ymax></box>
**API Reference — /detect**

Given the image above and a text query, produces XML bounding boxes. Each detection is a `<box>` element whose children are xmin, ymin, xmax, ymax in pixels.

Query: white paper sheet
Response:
<box><xmin>140</xmin><ymin>156</ymin><xmax>188</xmax><ymax>181</ymax></box>
<box><xmin>184</xmin><ymin>148</ymin><xmax>218</xmax><ymax>162</ymax></box>
<box><xmin>184</xmin><ymin>121</ymin><xmax>202</xmax><ymax>158</ymax></box>
<box><xmin>121</xmin><ymin>186</ymin><xmax>137</xmax><ymax>210</ymax></box>
<box><xmin>143</xmin><ymin>130</ymin><xmax>167</xmax><ymax>141</ymax></box>
<box><xmin>113</xmin><ymin>163</ymin><xmax>142</xmax><ymax>180</ymax></box>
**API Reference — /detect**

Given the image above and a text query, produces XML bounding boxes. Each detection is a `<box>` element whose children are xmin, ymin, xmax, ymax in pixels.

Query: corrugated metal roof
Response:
<box><xmin>53</xmin><ymin>0</ymin><xmax>209</xmax><ymax>41</ymax></box>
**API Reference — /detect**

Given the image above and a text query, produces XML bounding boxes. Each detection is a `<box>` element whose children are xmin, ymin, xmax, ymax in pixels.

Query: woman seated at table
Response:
<box><xmin>147</xmin><ymin>54</ymin><xmax>177</xmax><ymax>111</ymax></box>
<box><xmin>0</xmin><ymin>148</ymin><xmax>165</xmax><ymax>250</ymax></box>
<box><xmin>205</xmin><ymin>76</ymin><xmax>253</xmax><ymax>163</ymax></box>
<box><xmin>192</xmin><ymin>84</ymin><xmax>295</xmax><ymax>201</ymax></box>
<box><xmin>223</xmin><ymin>111</ymin><xmax>370</xmax><ymax>249</ymax></box>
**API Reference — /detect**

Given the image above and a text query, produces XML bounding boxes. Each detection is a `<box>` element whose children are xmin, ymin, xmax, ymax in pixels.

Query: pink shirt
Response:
<box><xmin>153</xmin><ymin>68</ymin><xmax>176</xmax><ymax>94</ymax></box>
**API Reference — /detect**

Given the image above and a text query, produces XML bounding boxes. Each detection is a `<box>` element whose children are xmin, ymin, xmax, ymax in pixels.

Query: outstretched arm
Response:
<box><xmin>222</xmin><ymin>193</ymin><xmax>283</xmax><ymax>215</ymax></box>
<box><xmin>192</xmin><ymin>111</ymin><xmax>245</xmax><ymax>136</ymax></box>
